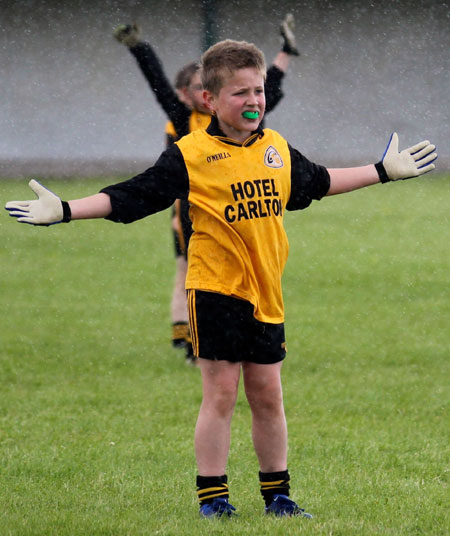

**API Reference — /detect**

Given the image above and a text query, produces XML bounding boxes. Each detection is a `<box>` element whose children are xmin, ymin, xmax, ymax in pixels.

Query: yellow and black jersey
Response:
<box><xmin>130</xmin><ymin>41</ymin><xmax>290</xmax><ymax>258</ymax></box>
<box><xmin>165</xmin><ymin>111</ymin><xmax>212</xmax><ymax>168</ymax></box>
<box><xmin>102</xmin><ymin>116</ymin><xmax>330</xmax><ymax>323</ymax></box>
<box><xmin>165</xmin><ymin>110</ymin><xmax>212</xmax><ymax>142</ymax></box>
<box><xmin>164</xmin><ymin>120</ymin><xmax>177</xmax><ymax>140</ymax></box>
<box><xmin>177</xmin><ymin>128</ymin><xmax>291</xmax><ymax>322</ymax></box>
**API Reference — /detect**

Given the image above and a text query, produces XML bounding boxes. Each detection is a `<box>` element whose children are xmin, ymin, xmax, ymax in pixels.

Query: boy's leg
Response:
<box><xmin>242</xmin><ymin>361</ymin><xmax>312</xmax><ymax>518</ymax></box>
<box><xmin>242</xmin><ymin>361</ymin><xmax>287</xmax><ymax>472</ymax></box>
<box><xmin>170</xmin><ymin>255</ymin><xmax>189</xmax><ymax>347</ymax></box>
<box><xmin>170</xmin><ymin>205</ymin><xmax>194</xmax><ymax>360</ymax></box>
<box><xmin>195</xmin><ymin>358</ymin><xmax>240</xmax><ymax>516</ymax></box>
<box><xmin>195</xmin><ymin>358</ymin><xmax>241</xmax><ymax>475</ymax></box>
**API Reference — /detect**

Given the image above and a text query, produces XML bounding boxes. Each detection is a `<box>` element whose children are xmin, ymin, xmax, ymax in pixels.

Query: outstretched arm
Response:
<box><xmin>69</xmin><ymin>194</ymin><xmax>112</xmax><ymax>220</ymax></box>
<box><xmin>327</xmin><ymin>166</ymin><xmax>380</xmax><ymax>195</ymax></box>
<box><xmin>327</xmin><ymin>133</ymin><xmax>437</xmax><ymax>195</ymax></box>
<box><xmin>5</xmin><ymin>145</ymin><xmax>190</xmax><ymax>226</ymax></box>
<box><xmin>4</xmin><ymin>180</ymin><xmax>112</xmax><ymax>224</ymax></box>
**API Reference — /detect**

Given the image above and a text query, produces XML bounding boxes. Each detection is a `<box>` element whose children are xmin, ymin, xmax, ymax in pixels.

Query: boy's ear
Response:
<box><xmin>203</xmin><ymin>89</ymin><xmax>215</xmax><ymax>113</ymax></box>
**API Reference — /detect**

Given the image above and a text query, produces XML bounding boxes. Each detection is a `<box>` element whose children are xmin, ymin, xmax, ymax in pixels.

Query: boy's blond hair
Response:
<box><xmin>200</xmin><ymin>39</ymin><xmax>267</xmax><ymax>95</ymax></box>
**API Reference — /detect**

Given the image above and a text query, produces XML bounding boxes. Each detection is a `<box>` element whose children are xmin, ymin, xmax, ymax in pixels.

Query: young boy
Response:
<box><xmin>5</xmin><ymin>40</ymin><xmax>437</xmax><ymax>519</ymax></box>
<box><xmin>113</xmin><ymin>16</ymin><xmax>300</xmax><ymax>356</ymax></box>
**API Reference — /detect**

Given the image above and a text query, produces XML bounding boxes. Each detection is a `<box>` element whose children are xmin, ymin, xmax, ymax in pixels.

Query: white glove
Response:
<box><xmin>376</xmin><ymin>132</ymin><xmax>437</xmax><ymax>182</ymax></box>
<box><xmin>280</xmin><ymin>13</ymin><xmax>300</xmax><ymax>56</ymax></box>
<box><xmin>5</xmin><ymin>179</ymin><xmax>70</xmax><ymax>225</ymax></box>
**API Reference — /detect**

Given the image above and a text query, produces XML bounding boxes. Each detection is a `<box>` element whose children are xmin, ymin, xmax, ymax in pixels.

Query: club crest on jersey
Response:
<box><xmin>264</xmin><ymin>146</ymin><xmax>283</xmax><ymax>168</ymax></box>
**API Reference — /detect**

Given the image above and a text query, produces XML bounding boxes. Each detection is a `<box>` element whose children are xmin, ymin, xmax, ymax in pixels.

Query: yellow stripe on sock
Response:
<box><xmin>198</xmin><ymin>491</ymin><xmax>229</xmax><ymax>502</ymax></box>
<box><xmin>260</xmin><ymin>479</ymin><xmax>285</xmax><ymax>487</ymax></box>
<box><xmin>197</xmin><ymin>485</ymin><xmax>229</xmax><ymax>496</ymax></box>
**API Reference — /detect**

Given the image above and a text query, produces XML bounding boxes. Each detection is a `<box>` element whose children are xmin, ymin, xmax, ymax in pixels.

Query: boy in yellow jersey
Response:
<box><xmin>114</xmin><ymin>16</ymin><xmax>300</xmax><ymax>356</ymax></box>
<box><xmin>5</xmin><ymin>40</ymin><xmax>437</xmax><ymax>518</ymax></box>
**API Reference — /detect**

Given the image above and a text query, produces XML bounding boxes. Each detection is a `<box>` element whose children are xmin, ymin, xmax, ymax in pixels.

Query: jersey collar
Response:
<box><xmin>206</xmin><ymin>115</ymin><xmax>265</xmax><ymax>147</ymax></box>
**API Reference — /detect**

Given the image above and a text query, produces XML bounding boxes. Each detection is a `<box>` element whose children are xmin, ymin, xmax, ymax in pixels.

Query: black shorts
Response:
<box><xmin>187</xmin><ymin>290</ymin><xmax>286</xmax><ymax>364</ymax></box>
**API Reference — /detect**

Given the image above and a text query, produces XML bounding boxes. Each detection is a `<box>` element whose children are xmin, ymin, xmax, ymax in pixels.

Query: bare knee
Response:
<box><xmin>246</xmin><ymin>384</ymin><xmax>283</xmax><ymax>417</ymax></box>
<box><xmin>243</xmin><ymin>363</ymin><xmax>284</xmax><ymax>417</ymax></box>
<box><xmin>205</xmin><ymin>386</ymin><xmax>238</xmax><ymax>418</ymax></box>
<box><xmin>200</xmin><ymin>360</ymin><xmax>240</xmax><ymax>419</ymax></box>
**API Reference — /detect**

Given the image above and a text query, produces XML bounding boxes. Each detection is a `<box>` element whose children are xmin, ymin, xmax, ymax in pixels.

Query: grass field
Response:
<box><xmin>1</xmin><ymin>176</ymin><xmax>449</xmax><ymax>535</ymax></box>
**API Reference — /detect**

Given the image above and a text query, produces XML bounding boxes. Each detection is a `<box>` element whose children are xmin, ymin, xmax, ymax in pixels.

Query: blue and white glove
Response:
<box><xmin>5</xmin><ymin>179</ymin><xmax>71</xmax><ymax>225</ymax></box>
<box><xmin>376</xmin><ymin>132</ymin><xmax>437</xmax><ymax>183</ymax></box>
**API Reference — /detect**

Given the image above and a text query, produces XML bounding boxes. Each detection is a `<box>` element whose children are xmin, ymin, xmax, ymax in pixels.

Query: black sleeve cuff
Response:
<box><xmin>375</xmin><ymin>161</ymin><xmax>390</xmax><ymax>183</ymax></box>
<box><xmin>61</xmin><ymin>201</ymin><xmax>72</xmax><ymax>222</ymax></box>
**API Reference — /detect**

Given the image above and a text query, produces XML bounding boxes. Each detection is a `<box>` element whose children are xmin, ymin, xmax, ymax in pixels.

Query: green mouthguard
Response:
<box><xmin>242</xmin><ymin>111</ymin><xmax>259</xmax><ymax>119</ymax></box>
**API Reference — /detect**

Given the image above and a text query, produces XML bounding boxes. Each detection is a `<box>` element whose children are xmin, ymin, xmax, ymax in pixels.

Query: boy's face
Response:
<box><xmin>184</xmin><ymin>71</ymin><xmax>210</xmax><ymax>114</ymax></box>
<box><xmin>205</xmin><ymin>67</ymin><xmax>266</xmax><ymax>143</ymax></box>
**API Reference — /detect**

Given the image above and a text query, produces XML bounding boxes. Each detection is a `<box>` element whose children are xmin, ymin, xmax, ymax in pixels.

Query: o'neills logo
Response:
<box><xmin>264</xmin><ymin>145</ymin><xmax>283</xmax><ymax>168</ymax></box>
<box><xmin>206</xmin><ymin>151</ymin><xmax>231</xmax><ymax>163</ymax></box>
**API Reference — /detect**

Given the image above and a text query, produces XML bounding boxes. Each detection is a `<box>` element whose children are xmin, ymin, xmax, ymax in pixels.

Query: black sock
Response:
<box><xmin>196</xmin><ymin>474</ymin><xmax>229</xmax><ymax>506</ymax></box>
<box><xmin>259</xmin><ymin>470</ymin><xmax>290</xmax><ymax>507</ymax></box>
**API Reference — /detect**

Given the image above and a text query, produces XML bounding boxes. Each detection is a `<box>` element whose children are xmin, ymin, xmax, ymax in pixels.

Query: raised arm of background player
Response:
<box><xmin>114</xmin><ymin>23</ymin><xmax>192</xmax><ymax>138</ymax></box>
<box><xmin>113</xmin><ymin>13</ymin><xmax>301</xmax><ymax>133</ymax></box>
<box><xmin>265</xmin><ymin>13</ymin><xmax>301</xmax><ymax>113</ymax></box>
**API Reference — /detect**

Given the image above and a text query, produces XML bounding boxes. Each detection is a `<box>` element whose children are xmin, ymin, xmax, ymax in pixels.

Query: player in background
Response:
<box><xmin>166</xmin><ymin>62</ymin><xmax>209</xmax><ymax>360</ymax></box>
<box><xmin>113</xmin><ymin>15</ymin><xmax>301</xmax><ymax>363</ymax></box>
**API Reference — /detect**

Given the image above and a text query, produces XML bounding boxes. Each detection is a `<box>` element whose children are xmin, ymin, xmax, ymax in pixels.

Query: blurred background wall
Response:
<box><xmin>1</xmin><ymin>0</ymin><xmax>448</xmax><ymax>177</ymax></box>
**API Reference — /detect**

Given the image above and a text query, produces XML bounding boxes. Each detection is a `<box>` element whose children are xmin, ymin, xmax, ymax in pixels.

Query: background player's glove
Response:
<box><xmin>5</xmin><ymin>179</ymin><xmax>71</xmax><ymax>225</ymax></box>
<box><xmin>113</xmin><ymin>23</ymin><xmax>140</xmax><ymax>48</ymax></box>
<box><xmin>375</xmin><ymin>132</ymin><xmax>437</xmax><ymax>182</ymax></box>
<box><xmin>280</xmin><ymin>14</ymin><xmax>300</xmax><ymax>56</ymax></box>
